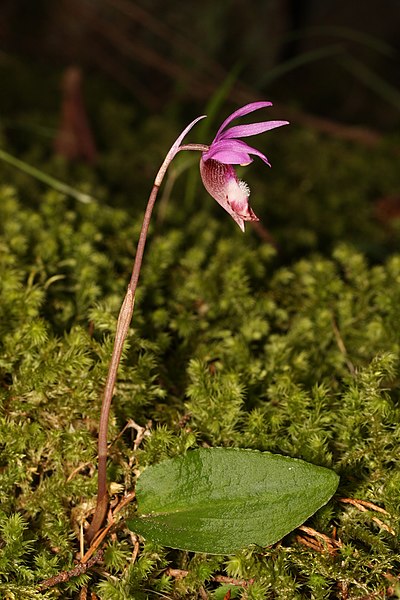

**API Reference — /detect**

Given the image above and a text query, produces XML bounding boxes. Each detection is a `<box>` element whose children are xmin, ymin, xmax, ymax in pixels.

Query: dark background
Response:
<box><xmin>1</xmin><ymin>0</ymin><xmax>400</xmax><ymax>130</ymax></box>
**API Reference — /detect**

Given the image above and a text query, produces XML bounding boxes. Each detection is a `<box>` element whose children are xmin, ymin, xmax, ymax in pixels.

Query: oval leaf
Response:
<box><xmin>128</xmin><ymin>447</ymin><xmax>339</xmax><ymax>554</ymax></box>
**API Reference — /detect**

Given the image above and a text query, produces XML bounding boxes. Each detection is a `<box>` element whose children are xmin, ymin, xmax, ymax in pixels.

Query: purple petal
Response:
<box><xmin>204</xmin><ymin>149</ymin><xmax>253</xmax><ymax>164</ymax></box>
<box><xmin>219</xmin><ymin>120</ymin><xmax>290</xmax><ymax>140</ymax></box>
<box><xmin>203</xmin><ymin>139</ymin><xmax>253</xmax><ymax>164</ymax></box>
<box><xmin>214</xmin><ymin>101</ymin><xmax>273</xmax><ymax>139</ymax></box>
<box><xmin>203</xmin><ymin>139</ymin><xmax>270</xmax><ymax>166</ymax></box>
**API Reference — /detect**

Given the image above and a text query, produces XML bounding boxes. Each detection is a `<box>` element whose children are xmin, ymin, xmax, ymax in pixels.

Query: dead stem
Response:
<box><xmin>37</xmin><ymin>550</ymin><xmax>104</xmax><ymax>591</ymax></box>
<box><xmin>339</xmin><ymin>497</ymin><xmax>395</xmax><ymax>535</ymax></box>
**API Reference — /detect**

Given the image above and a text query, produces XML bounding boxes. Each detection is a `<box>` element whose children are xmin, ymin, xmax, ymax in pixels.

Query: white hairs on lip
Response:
<box><xmin>226</xmin><ymin>178</ymin><xmax>250</xmax><ymax>201</ymax></box>
<box><xmin>238</xmin><ymin>180</ymin><xmax>250</xmax><ymax>197</ymax></box>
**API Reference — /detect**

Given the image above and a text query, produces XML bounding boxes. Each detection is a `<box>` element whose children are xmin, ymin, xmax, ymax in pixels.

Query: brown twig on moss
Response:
<box><xmin>37</xmin><ymin>550</ymin><xmax>104</xmax><ymax>591</ymax></box>
<box><xmin>297</xmin><ymin>525</ymin><xmax>342</xmax><ymax>554</ymax></box>
<box><xmin>165</xmin><ymin>568</ymin><xmax>253</xmax><ymax>588</ymax></box>
<box><xmin>339</xmin><ymin>497</ymin><xmax>395</xmax><ymax>535</ymax></box>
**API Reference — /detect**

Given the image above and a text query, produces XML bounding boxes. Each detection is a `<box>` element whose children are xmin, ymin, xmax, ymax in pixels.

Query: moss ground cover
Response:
<box><xmin>0</xmin><ymin>88</ymin><xmax>399</xmax><ymax>598</ymax></box>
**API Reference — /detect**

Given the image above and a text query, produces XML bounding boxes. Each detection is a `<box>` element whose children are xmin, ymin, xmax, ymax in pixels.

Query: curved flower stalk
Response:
<box><xmin>200</xmin><ymin>101</ymin><xmax>289</xmax><ymax>231</ymax></box>
<box><xmin>86</xmin><ymin>115</ymin><xmax>206</xmax><ymax>543</ymax></box>
<box><xmin>87</xmin><ymin>103</ymin><xmax>288</xmax><ymax>544</ymax></box>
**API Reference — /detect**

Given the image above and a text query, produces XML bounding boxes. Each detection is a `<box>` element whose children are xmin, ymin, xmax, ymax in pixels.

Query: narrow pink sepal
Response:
<box><xmin>155</xmin><ymin>114</ymin><xmax>206</xmax><ymax>186</ymax></box>
<box><xmin>214</xmin><ymin>101</ymin><xmax>273</xmax><ymax>138</ymax></box>
<box><xmin>170</xmin><ymin>114</ymin><xmax>207</xmax><ymax>155</ymax></box>
<box><xmin>219</xmin><ymin>120</ymin><xmax>290</xmax><ymax>140</ymax></box>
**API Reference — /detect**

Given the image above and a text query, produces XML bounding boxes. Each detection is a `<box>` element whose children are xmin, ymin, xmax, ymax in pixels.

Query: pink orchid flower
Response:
<box><xmin>200</xmin><ymin>102</ymin><xmax>289</xmax><ymax>231</ymax></box>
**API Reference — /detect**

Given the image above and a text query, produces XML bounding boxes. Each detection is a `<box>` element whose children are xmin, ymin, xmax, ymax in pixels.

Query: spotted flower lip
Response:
<box><xmin>202</xmin><ymin>101</ymin><xmax>289</xmax><ymax>167</ymax></box>
<box><xmin>200</xmin><ymin>159</ymin><xmax>258</xmax><ymax>232</ymax></box>
<box><xmin>200</xmin><ymin>102</ymin><xmax>289</xmax><ymax>231</ymax></box>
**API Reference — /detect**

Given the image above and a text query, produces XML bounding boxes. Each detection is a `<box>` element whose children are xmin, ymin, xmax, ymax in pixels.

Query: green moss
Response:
<box><xmin>0</xmin><ymin>88</ymin><xmax>400</xmax><ymax>597</ymax></box>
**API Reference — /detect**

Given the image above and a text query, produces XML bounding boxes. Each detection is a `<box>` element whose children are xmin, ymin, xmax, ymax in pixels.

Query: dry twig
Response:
<box><xmin>340</xmin><ymin>497</ymin><xmax>395</xmax><ymax>535</ymax></box>
<box><xmin>37</xmin><ymin>550</ymin><xmax>104</xmax><ymax>591</ymax></box>
<box><xmin>297</xmin><ymin>525</ymin><xmax>342</xmax><ymax>554</ymax></box>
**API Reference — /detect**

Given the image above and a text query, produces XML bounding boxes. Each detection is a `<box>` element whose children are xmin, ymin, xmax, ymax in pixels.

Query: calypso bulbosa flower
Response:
<box><xmin>200</xmin><ymin>102</ymin><xmax>289</xmax><ymax>231</ymax></box>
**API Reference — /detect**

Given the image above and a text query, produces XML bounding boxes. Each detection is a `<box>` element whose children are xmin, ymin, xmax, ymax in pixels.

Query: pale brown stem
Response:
<box><xmin>86</xmin><ymin>184</ymin><xmax>158</xmax><ymax>542</ymax></box>
<box><xmin>86</xmin><ymin>143</ymin><xmax>202</xmax><ymax>544</ymax></box>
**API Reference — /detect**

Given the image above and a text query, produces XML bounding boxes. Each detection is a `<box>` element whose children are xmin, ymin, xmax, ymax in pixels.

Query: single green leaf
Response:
<box><xmin>128</xmin><ymin>448</ymin><xmax>339</xmax><ymax>554</ymax></box>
